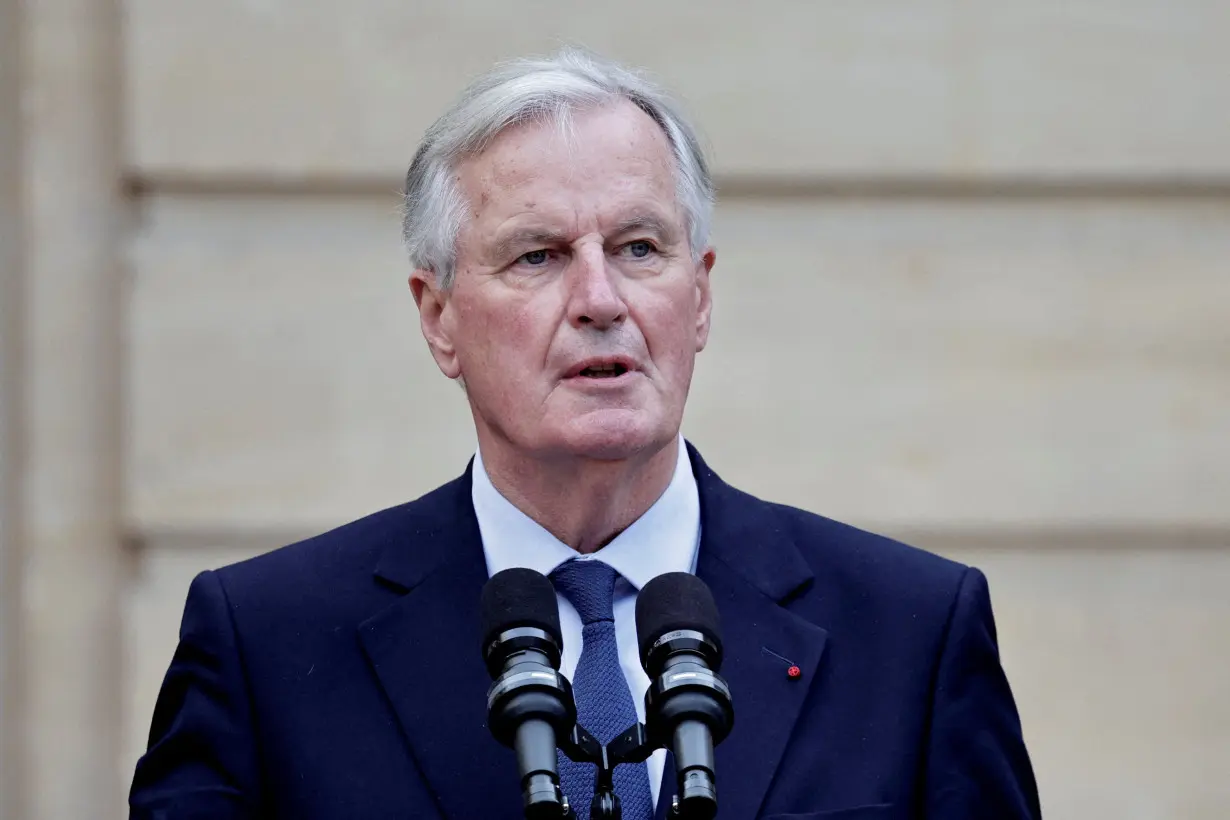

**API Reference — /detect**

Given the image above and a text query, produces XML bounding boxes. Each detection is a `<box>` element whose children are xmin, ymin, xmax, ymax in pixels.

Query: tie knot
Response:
<box><xmin>551</xmin><ymin>559</ymin><xmax>619</xmax><ymax>625</ymax></box>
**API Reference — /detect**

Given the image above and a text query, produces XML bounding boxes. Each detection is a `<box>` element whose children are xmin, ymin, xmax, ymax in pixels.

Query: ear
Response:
<box><xmin>694</xmin><ymin>248</ymin><xmax>716</xmax><ymax>352</ymax></box>
<box><xmin>409</xmin><ymin>269</ymin><xmax>462</xmax><ymax>379</ymax></box>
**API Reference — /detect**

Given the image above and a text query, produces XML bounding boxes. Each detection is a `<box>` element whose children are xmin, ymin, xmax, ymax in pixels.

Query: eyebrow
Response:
<box><xmin>488</xmin><ymin>228</ymin><xmax>572</xmax><ymax>263</ymax></box>
<box><xmin>487</xmin><ymin>210</ymin><xmax>683</xmax><ymax>262</ymax></box>
<box><xmin>611</xmin><ymin>211</ymin><xmax>681</xmax><ymax>243</ymax></box>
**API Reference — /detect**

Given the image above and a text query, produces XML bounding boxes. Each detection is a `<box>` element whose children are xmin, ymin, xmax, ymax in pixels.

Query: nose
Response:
<box><xmin>566</xmin><ymin>243</ymin><xmax>627</xmax><ymax>330</ymax></box>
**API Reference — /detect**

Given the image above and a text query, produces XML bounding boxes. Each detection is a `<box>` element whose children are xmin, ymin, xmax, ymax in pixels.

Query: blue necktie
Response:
<box><xmin>552</xmin><ymin>559</ymin><xmax>654</xmax><ymax>820</ymax></box>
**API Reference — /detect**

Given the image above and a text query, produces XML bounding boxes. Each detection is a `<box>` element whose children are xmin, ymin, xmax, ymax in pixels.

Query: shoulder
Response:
<box><xmin>758</xmin><ymin>493</ymin><xmax>973</xmax><ymax>623</ymax></box>
<box><xmin>213</xmin><ymin>502</ymin><xmax>408</xmax><ymax>588</ymax></box>
<box><xmin>689</xmin><ymin>444</ymin><xmax>973</xmax><ymax>627</ymax></box>
<box><xmin>743</xmin><ymin>495</ymin><xmax>983</xmax><ymax>674</ymax></box>
<box><xmin>207</xmin><ymin>473</ymin><xmax>468</xmax><ymax>617</ymax></box>
<box><xmin>773</xmin><ymin>499</ymin><xmax>966</xmax><ymax>584</ymax></box>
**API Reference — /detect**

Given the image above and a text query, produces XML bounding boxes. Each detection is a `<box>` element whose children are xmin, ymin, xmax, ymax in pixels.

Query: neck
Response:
<box><xmin>477</xmin><ymin>435</ymin><xmax>680</xmax><ymax>554</ymax></box>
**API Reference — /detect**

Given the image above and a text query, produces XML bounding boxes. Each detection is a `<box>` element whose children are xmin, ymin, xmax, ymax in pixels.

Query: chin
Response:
<box><xmin>553</xmin><ymin>411</ymin><xmax>673</xmax><ymax>462</ymax></box>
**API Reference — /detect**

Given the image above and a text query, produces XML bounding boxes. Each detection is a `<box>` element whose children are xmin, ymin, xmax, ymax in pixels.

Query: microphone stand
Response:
<box><xmin>557</xmin><ymin>722</ymin><xmax>708</xmax><ymax>820</ymax></box>
<box><xmin>557</xmin><ymin>722</ymin><xmax>652</xmax><ymax>820</ymax></box>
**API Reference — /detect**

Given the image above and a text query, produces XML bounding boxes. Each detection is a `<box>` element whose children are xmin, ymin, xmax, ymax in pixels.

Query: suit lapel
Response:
<box><xmin>356</xmin><ymin>468</ymin><xmax>524</xmax><ymax>820</ymax></box>
<box><xmin>684</xmin><ymin>445</ymin><xmax>830</xmax><ymax>819</ymax></box>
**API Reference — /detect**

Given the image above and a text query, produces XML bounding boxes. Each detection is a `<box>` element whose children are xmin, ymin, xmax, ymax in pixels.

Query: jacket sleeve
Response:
<box><xmin>129</xmin><ymin>569</ymin><xmax>262</xmax><ymax>819</ymax></box>
<box><xmin>924</xmin><ymin>567</ymin><xmax>1042</xmax><ymax>819</ymax></box>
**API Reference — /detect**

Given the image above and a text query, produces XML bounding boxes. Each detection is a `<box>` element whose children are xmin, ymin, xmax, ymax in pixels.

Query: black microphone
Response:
<box><xmin>636</xmin><ymin>573</ymin><xmax>734</xmax><ymax>820</ymax></box>
<box><xmin>481</xmin><ymin>568</ymin><xmax>577</xmax><ymax>819</ymax></box>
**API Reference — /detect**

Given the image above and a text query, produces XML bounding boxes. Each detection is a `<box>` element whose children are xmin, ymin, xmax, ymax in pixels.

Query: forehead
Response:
<box><xmin>455</xmin><ymin>101</ymin><xmax>681</xmax><ymax>232</ymax></box>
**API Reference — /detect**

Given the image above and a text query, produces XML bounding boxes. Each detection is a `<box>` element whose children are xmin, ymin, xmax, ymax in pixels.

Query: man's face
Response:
<box><xmin>412</xmin><ymin>101</ymin><xmax>714</xmax><ymax>463</ymax></box>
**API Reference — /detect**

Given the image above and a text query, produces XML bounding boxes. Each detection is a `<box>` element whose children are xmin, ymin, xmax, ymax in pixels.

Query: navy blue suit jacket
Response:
<box><xmin>130</xmin><ymin>446</ymin><xmax>1040</xmax><ymax>819</ymax></box>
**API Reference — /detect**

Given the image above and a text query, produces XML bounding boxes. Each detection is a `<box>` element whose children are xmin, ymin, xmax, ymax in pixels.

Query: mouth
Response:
<box><xmin>565</xmin><ymin>357</ymin><xmax>637</xmax><ymax>380</ymax></box>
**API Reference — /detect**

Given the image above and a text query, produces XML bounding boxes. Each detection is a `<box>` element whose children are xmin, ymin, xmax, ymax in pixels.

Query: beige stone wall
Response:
<box><xmin>126</xmin><ymin>0</ymin><xmax>1230</xmax><ymax>178</ymax></box>
<box><xmin>5</xmin><ymin>2</ymin><xmax>1229</xmax><ymax>818</ymax></box>
<box><xmin>2</xmin><ymin>0</ymin><xmax>25</xmax><ymax>814</ymax></box>
<box><xmin>10</xmin><ymin>2</ymin><xmax>128</xmax><ymax>819</ymax></box>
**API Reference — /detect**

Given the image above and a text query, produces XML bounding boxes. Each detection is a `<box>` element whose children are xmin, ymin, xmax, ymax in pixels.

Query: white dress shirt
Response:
<box><xmin>472</xmin><ymin>437</ymin><xmax>701</xmax><ymax>808</ymax></box>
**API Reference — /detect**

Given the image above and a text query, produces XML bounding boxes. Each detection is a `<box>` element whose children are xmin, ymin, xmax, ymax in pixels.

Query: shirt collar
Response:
<box><xmin>472</xmin><ymin>437</ymin><xmax>701</xmax><ymax>590</ymax></box>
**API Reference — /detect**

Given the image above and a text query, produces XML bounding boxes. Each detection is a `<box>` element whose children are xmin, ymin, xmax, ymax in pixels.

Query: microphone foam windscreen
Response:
<box><xmin>636</xmin><ymin>572</ymin><xmax>722</xmax><ymax>669</ymax></box>
<box><xmin>480</xmin><ymin>567</ymin><xmax>563</xmax><ymax>651</ymax></box>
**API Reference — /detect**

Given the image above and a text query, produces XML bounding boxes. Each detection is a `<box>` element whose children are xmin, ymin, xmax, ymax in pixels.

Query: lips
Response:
<box><xmin>579</xmin><ymin>362</ymin><xmax>627</xmax><ymax>378</ymax></box>
<box><xmin>564</xmin><ymin>356</ymin><xmax>638</xmax><ymax>379</ymax></box>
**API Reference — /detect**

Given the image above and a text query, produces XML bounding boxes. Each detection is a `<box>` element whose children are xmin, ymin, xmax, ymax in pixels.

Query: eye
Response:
<box><xmin>519</xmin><ymin>249</ymin><xmax>550</xmax><ymax>266</ymax></box>
<box><xmin>624</xmin><ymin>240</ymin><xmax>655</xmax><ymax>259</ymax></box>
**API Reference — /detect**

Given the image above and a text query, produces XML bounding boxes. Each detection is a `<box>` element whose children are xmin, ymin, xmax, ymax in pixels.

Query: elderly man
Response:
<box><xmin>130</xmin><ymin>50</ymin><xmax>1040</xmax><ymax>819</ymax></box>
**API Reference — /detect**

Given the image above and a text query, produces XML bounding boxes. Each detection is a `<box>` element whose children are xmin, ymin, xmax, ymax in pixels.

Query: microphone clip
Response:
<box><xmin>559</xmin><ymin>721</ymin><xmax>657</xmax><ymax>820</ymax></box>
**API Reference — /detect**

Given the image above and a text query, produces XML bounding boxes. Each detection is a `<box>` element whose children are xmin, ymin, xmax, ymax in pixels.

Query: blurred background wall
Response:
<box><xmin>2</xmin><ymin>2</ymin><xmax>1229</xmax><ymax>818</ymax></box>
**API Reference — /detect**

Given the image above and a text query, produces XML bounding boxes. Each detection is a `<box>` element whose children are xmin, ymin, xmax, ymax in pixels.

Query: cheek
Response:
<box><xmin>456</xmin><ymin>296</ymin><xmax>550</xmax><ymax>378</ymax></box>
<box><xmin>640</xmin><ymin>289</ymin><xmax>700</xmax><ymax>373</ymax></box>
<box><xmin>507</xmin><ymin>306</ymin><xmax>544</xmax><ymax>348</ymax></box>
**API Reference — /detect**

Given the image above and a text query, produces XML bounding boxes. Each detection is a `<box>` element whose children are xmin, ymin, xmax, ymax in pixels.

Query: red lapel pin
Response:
<box><xmin>763</xmin><ymin>647</ymin><xmax>804</xmax><ymax>681</ymax></box>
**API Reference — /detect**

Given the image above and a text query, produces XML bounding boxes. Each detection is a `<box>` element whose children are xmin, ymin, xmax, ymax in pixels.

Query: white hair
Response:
<box><xmin>402</xmin><ymin>47</ymin><xmax>715</xmax><ymax>288</ymax></box>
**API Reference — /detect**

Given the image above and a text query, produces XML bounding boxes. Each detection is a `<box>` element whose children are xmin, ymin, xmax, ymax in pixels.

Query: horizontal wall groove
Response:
<box><xmin>124</xmin><ymin>172</ymin><xmax>1230</xmax><ymax>202</ymax></box>
<box><xmin>126</xmin><ymin>524</ymin><xmax>1230</xmax><ymax>554</ymax></box>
